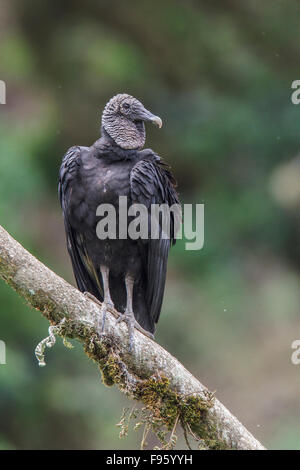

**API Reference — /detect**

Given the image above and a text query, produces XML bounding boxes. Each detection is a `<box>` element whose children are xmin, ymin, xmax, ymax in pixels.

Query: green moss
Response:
<box><xmin>181</xmin><ymin>394</ymin><xmax>213</xmax><ymax>425</ymax></box>
<box><xmin>83</xmin><ymin>333</ymin><xmax>122</xmax><ymax>387</ymax></box>
<box><xmin>100</xmin><ymin>354</ymin><xmax>122</xmax><ymax>386</ymax></box>
<box><xmin>84</xmin><ymin>332</ymin><xmax>108</xmax><ymax>362</ymax></box>
<box><xmin>136</xmin><ymin>376</ymin><xmax>171</xmax><ymax>406</ymax></box>
<box><xmin>135</xmin><ymin>375</ymin><xmax>215</xmax><ymax>437</ymax></box>
<box><xmin>135</xmin><ymin>376</ymin><xmax>178</xmax><ymax>428</ymax></box>
<box><xmin>131</xmin><ymin>375</ymin><xmax>233</xmax><ymax>449</ymax></box>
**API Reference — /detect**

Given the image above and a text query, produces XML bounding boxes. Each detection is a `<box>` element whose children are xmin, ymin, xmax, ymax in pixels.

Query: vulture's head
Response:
<box><xmin>101</xmin><ymin>94</ymin><xmax>162</xmax><ymax>150</ymax></box>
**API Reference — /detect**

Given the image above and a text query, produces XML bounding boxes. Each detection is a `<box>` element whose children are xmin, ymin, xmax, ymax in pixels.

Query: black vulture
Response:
<box><xmin>58</xmin><ymin>94</ymin><xmax>179</xmax><ymax>349</ymax></box>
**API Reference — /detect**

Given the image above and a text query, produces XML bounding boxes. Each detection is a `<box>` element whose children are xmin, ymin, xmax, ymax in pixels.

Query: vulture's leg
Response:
<box><xmin>117</xmin><ymin>273</ymin><xmax>154</xmax><ymax>350</ymax></box>
<box><xmin>98</xmin><ymin>264</ymin><xmax>114</xmax><ymax>334</ymax></box>
<box><xmin>124</xmin><ymin>273</ymin><xmax>135</xmax><ymax>350</ymax></box>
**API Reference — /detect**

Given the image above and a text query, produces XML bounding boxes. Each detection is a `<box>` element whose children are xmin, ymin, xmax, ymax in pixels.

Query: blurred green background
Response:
<box><xmin>1</xmin><ymin>0</ymin><xmax>300</xmax><ymax>450</ymax></box>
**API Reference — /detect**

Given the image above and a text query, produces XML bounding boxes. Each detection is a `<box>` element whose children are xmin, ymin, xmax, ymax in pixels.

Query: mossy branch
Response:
<box><xmin>0</xmin><ymin>224</ymin><xmax>265</xmax><ymax>450</ymax></box>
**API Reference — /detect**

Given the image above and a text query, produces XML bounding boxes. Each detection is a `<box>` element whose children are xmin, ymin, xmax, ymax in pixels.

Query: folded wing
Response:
<box><xmin>58</xmin><ymin>146</ymin><xmax>103</xmax><ymax>300</ymax></box>
<box><xmin>130</xmin><ymin>152</ymin><xmax>180</xmax><ymax>327</ymax></box>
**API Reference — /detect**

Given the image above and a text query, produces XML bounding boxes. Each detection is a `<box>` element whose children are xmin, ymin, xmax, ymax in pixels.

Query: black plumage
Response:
<box><xmin>58</xmin><ymin>94</ymin><xmax>179</xmax><ymax>347</ymax></box>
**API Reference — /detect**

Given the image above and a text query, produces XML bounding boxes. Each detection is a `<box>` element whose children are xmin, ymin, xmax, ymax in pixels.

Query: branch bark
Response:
<box><xmin>0</xmin><ymin>224</ymin><xmax>265</xmax><ymax>450</ymax></box>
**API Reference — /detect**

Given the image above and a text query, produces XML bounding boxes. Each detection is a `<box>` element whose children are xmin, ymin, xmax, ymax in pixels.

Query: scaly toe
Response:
<box><xmin>116</xmin><ymin>313</ymin><xmax>126</xmax><ymax>324</ymax></box>
<box><xmin>115</xmin><ymin>310</ymin><xmax>136</xmax><ymax>351</ymax></box>
<box><xmin>134</xmin><ymin>321</ymin><xmax>154</xmax><ymax>340</ymax></box>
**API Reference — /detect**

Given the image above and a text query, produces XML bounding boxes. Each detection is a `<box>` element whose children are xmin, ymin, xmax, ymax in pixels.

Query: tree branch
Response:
<box><xmin>0</xmin><ymin>224</ymin><xmax>265</xmax><ymax>450</ymax></box>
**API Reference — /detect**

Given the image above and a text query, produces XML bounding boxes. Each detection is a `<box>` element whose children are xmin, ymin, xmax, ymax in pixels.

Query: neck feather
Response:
<box><xmin>102</xmin><ymin>116</ymin><xmax>145</xmax><ymax>150</ymax></box>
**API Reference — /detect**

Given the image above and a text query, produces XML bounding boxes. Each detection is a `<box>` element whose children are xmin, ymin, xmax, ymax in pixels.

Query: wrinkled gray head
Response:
<box><xmin>101</xmin><ymin>93</ymin><xmax>162</xmax><ymax>150</ymax></box>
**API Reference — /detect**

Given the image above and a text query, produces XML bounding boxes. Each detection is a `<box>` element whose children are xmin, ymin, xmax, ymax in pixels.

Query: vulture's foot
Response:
<box><xmin>83</xmin><ymin>292</ymin><xmax>114</xmax><ymax>335</ymax></box>
<box><xmin>116</xmin><ymin>311</ymin><xmax>154</xmax><ymax>348</ymax></box>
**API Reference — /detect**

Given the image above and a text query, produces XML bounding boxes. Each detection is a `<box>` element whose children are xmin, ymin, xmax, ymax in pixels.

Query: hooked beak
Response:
<box><xmin>137</xmin><ymin>107</ymin><xmax>163</xmax><ymax>128</ymax></box>
<box><xmin>150</xmin><ymin>115</ymin><xmax>163</xmax><ymax>128</ymax></box>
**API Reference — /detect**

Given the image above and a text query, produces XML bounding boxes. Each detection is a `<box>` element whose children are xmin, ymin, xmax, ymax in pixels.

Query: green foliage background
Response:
<box><xmin>1</xmin><ymin>0</ymin><xmax>300</xmax><ymax>449</ymax></box>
